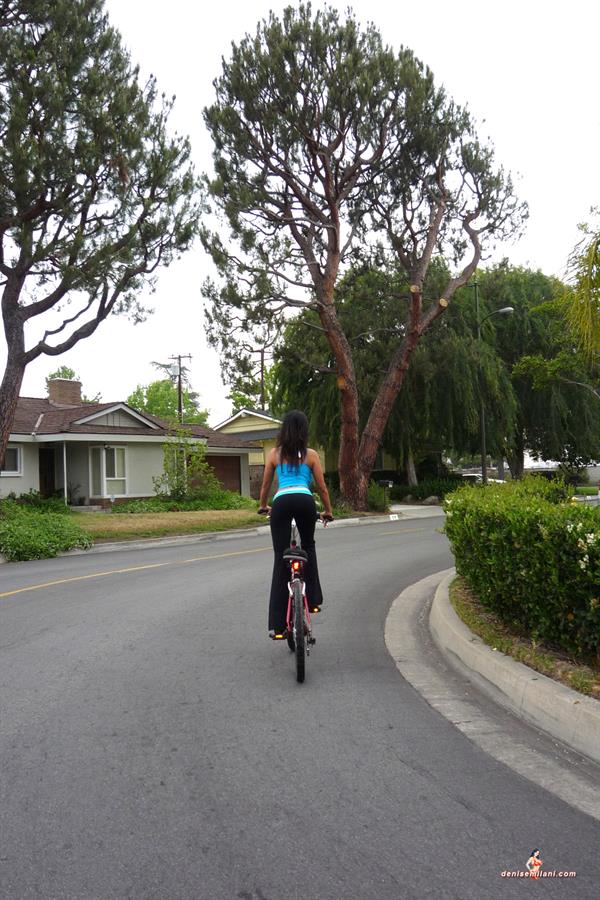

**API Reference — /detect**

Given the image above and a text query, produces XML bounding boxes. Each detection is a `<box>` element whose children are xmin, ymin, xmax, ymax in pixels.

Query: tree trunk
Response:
<box><xmin>406</xmin><ymin>446</ymin><xmax>418</xmax><ymax>486</ymax></box>
<box><xmin>0</xmin><ymin>282</ymin><xmax>27</xmax><ymax>470</ymax></box>
<box><xmin>0</xmin><ymin>355</ymin><xmax>26</xmax><ymax>470</ymax></box>
<box><xmin>506</xmin><ymin>435</ymin><xmax>525</xmax><ymax>480</ymax></box>
<box><xmin>318</xmin><ymin>302</ymin><xmax>362</xmax><ymax>508</ymax></box>
<box><xmin>355</xmin><ymin>291</ymin><xmax>423</xmax><ymax>508</ymax></box>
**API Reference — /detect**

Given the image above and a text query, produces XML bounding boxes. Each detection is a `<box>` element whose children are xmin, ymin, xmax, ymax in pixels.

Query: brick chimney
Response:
<box><xmin>48</xmin><ymin>378</ymin><xmax>83</xmax><ymax>406</ymax></box>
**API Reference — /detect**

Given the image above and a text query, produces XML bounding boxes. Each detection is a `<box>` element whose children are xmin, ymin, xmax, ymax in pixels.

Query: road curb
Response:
<box><xmin>48</xmin><ymin>508</ymin><xmax>445</xmax><ymax>559</ymax></box>
<box><xmin>429</xmin><ymin>569</ymin><xmax>600</xmax><ymax>766</ymax></box>
<box><xmin>0</xmin><ymin>507</ymin><xmax>444</xmax><ymax>563</ymax></box>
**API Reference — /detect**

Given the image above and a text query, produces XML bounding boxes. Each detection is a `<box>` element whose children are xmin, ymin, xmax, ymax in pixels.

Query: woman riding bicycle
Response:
<box><xmin>258</xmin><ymin>410</ymin><xmax>334</xmax><ymax>639</ymax></box>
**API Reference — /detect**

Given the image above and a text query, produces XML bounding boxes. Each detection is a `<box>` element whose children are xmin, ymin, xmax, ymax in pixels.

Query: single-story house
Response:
<box><xmin>1</xmin><ymin>379</ymin><xmax>258</xmax><ymax>504</ymax></box>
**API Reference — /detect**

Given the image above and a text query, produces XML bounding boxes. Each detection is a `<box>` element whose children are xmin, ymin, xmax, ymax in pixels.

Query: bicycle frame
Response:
<box><xmin>282</xmin><ymin>519</ymin><xmax>315</xmax><ymax>679</ymax></box>
<box><xmin>285</xmin><ymin>570</ymin><xmax>313</xmax><ymax>638</ymax></box>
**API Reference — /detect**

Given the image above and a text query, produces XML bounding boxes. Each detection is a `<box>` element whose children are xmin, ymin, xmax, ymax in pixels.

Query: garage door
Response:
<box><xmin>205</xmin><ymin>455</ymin><xmax>241</xmax><ymax>492</ymax></box>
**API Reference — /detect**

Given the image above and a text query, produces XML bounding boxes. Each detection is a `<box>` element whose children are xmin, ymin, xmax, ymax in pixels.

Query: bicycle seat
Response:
<box><xmin>283</xmin><ymin>547</ymin><xmax>308</xmax><ymax>562</ymax></box>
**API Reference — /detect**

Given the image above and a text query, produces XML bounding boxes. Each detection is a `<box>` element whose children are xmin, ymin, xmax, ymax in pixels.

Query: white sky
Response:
<box><xmin>8</xmin><ymin>0</ymin><xmax>600</xmax><ymax>425</ymax></box>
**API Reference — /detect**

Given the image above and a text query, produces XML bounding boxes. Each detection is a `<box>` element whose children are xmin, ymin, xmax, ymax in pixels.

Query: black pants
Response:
<box><xmin>268</xmin><ymin>492</ymin><xmax>324</xmax><ymax>631</ymax></box>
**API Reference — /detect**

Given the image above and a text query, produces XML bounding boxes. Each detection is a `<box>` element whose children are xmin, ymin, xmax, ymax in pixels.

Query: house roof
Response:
<box><xmin>10</xmin><ymin>397</ymin><xmax>260</xmax><ymax>450</ymax></box>
<box><xmin>213</xmin><ymin>407</ymin><xmax>282</xmax><ymax>430</ymax></box>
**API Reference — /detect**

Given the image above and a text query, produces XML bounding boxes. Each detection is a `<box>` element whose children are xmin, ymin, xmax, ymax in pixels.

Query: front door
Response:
<box><xmin>39</xmin><ymin>449</ymin><xmax>56</xmax><ymax>498</ymax></box>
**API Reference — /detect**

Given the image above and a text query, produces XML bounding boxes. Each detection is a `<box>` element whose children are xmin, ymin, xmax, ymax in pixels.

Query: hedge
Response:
<box><xmin>0</xmin><ymin>502</ymin><xmax>92</xmax><ymax>561</ymax></box>
<box><xmin>444</xmin><ymin>479</ymin><xmax>600</xmax><ymax>661</ymax></box>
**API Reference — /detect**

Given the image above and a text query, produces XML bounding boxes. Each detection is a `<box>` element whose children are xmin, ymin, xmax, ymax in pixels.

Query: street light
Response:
<box><xmin>471</xmin><ymin>280</ymin><xmax>514</xmax><ymax>483</ymax></box>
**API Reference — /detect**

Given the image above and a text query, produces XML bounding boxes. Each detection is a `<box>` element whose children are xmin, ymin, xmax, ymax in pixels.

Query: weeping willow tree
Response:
<box><xmin>270</xmin><ymin>260</ymin><xmax>516</xmax><ymax>483</ymax></box>
<box><xmin>565</xmin><ymin>213</ymin><xmax>600</xmax><ymax>357</ymax></box>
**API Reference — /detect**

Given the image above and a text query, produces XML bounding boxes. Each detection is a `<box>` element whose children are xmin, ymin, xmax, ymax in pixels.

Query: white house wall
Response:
<box><xmin>91</xmin><ymin>411</ymin><xmax>145</xmax><ymax>428</ymax></box>
<box><xmin>0</xmin><ymin>443</ymin><xmax>39</xmax><ymax>497</ymax></box>
<box><xmin>127</xmin><ymin>443</ymin><xmax>165</xmax><ymax>495</ymax></box>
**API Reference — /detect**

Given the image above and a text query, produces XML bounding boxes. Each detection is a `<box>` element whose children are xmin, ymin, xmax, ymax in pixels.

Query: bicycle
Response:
<box><xmin>260</xmin><ymin>510</ymin><xmax>332</xmax><ymax>683</ymax></box>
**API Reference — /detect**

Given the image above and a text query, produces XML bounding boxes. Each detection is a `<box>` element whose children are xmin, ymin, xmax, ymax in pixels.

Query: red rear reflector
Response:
<box><xmin>292</xmin><ymin>561</ymin><xmax>300</xmax><ymax>571</ymax></box>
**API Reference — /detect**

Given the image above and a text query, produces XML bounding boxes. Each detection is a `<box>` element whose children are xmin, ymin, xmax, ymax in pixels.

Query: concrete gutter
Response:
<box><xmin>430</xmin><ymin>569</ymin><xmax>600</xmax><ymax>766</ymax></box>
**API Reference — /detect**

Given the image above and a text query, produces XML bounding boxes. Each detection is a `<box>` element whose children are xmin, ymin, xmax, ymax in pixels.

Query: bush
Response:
<box><xmin>390</xmin><ymin>476</ymin><xmax>463</xmax><ymax>502</ymax></box>
<box><xmin>113</xmin><ymin>490</ymin><xmax>256</xmax><ymax>514</ymax></box>
<box><xmin>6</xmin><ymin>490</ymin><xmax>69</xmax><ymax>513</ymax></box>
<box><xmin>367</xmin><ymin>480</ymin><xmax>389</xmax><ymax>512</ymax></box>
<box><xmin>0</xmin><ymin>503</ymin><xmax>92</xmax><ymax>561</ymax></box>
<box><xmin>444</xmin><ymin>480</ymin><xmax>600</xmax><ymax>661</ymax></box>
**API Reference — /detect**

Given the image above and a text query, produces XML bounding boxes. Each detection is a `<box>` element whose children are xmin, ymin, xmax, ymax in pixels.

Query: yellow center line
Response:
<box><xmin>0</xmin><ymin>546</ymin><xmax>271</xmax><ymax>600</ymax></box>
<box><xmin>378</xmin><ymin>527</ymin><xmax>429</xmax><ymax>535</ymax></box>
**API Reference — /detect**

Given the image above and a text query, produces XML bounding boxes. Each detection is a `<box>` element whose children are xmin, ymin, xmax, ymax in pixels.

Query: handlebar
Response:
<box><xmin>257</xmin><ymin>507</ymin><xmax>334</xmax><ymax>526</ymax></box>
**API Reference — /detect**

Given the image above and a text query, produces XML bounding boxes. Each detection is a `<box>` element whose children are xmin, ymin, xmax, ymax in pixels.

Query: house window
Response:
<box><xmin>1</xmin><ymin>445</ymin><xmax>21</xmax><ymax>476</ymax></box>
<box><xmin>105</xmin><ymin>446</ymin><xmax>126</xmax><ymax>495</ymax></box>
<box><xmin>89</xmin><ymin>445</ymin><xmax>127</xmax><ymax>497</ymax></box>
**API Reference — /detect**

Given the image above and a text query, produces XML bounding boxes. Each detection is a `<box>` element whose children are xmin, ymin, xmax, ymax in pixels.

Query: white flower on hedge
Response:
<box><xmin>566</xmin><ymin>523</ymin><xmax>574</xmax><ymax>533</ymax></box>
<box><xmin>579</xmin><ymin>555</ymin><xmax>589</xmax><ymax>570</ymax></box>
<box><xmin>577</xmin><ymin>538</ymin><xmax>587</xmax><ymax>550</ymax></box>
<box><xmin>586</xmin><ymin>533</ymin><xmax>597</xmax><ymax>545</ymax></box>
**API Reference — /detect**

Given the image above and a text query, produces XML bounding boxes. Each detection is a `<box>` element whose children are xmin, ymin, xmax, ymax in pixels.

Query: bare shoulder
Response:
<box><xmin>267</xmin><ymin>447</ymin><xmax>279</xmax><ymax>465</ymax></box>
<box><xmin>306</xmin><ymin>448</ymin><xmax>320</xmax><ymax>467</ymax></box>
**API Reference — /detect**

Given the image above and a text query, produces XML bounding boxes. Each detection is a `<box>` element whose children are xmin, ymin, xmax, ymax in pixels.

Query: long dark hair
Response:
<box><xmin>277</xmin><ymin>410</ymin><xmax>308</xmax><ymax>468</ymax></box>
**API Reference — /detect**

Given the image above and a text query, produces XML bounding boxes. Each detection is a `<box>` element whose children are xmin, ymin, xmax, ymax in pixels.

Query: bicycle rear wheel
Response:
<box><xmin>292</xmin><ymin>579</ymin><xmax>305</xmax><ymax>683</ymax></box>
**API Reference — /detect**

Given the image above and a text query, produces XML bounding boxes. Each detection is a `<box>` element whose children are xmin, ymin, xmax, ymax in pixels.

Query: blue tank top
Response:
<box><xmin>274</xmin><ymin>462</ymin><xmax>313</xmax><ymax>500</ymax></box>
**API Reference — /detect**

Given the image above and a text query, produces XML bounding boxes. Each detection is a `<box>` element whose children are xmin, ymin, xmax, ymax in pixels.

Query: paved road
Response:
<box><xmin>1</xmin><ymin>518</ymin><xmax>599</xmax><ymax>899</ymax></box>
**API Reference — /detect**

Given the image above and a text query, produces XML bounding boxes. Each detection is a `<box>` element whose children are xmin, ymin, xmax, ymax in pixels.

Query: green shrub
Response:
<box><xmin>366</xmin><ymin>480</ymin><xmax>388</xmax><ymax>512</ymax></box>
<box><xmin>6</xmin><ymin>490</ymin><xmax>69</xmax><ymax>513</ymax></box>
<box><xmin>0</xmin><ymin>504</ymin><xmax>92</xmax><ymax>561</ymax></box>
<box><xmin>444</xmin><ymin>481</ymin><xmax>600</xmax><ymax>660</ymax></box>
<box><xmin>390</xmin><ymin>476</ymin><xmax>463</xmax><ymax>502</ymax></box>
<box><xmin>113</xmin><ymin>490</ymin><xmax>256</xmax><ymax>514</ymax></box>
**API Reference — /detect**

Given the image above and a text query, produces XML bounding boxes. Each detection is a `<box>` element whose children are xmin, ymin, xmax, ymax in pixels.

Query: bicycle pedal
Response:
<box><xmin>308</xmin><ymin>636</ymin><xmax>316</xmax><ymax>645</ymax></box>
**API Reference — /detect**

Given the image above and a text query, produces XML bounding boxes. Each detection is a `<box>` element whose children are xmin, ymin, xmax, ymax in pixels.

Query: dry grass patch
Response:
<box><xmin>75</xmin><ymin>509</ymin><xmax>264</xmax><ymax>541</ymax></box>
<box><xmin>450</xmin><ymin>576</ymin><xmax>600</xmax><ymax>701</ymax></box>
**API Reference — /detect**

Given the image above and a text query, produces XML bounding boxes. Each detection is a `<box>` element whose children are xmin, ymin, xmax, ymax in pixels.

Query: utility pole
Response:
<box><xmin>474</xmin><ymin>281</ymin><xmax>488</xmax><ymax>485</ymax></box>
<box><xmin>470</xmin><ymin>280</ymin><xmax>514</xmax><ymax>485</ymax></box>
<box><xmin>168</xmin><ymin>354</ymin><xmax>192</xmax><ymax>423</ymax></box>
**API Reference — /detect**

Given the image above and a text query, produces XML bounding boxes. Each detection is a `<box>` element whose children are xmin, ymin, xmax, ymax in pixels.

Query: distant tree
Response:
<box><xmin>45</xmin><ymin>365</ymin><xmax>102</xmax><ymax>402</ymax></box>
<box><xmin>127</xmin><ymin>380</ymin><xmax>208</xmax><ymax>425</ymax></box>
<box><xmin>202</xmin><ymin>4</ymin><xmax>525</xmax><ymax>507</ymax></box>
<box><xmin>0</xmin><ymin>0</ymin><xmax>201</xmax><ymax>467</ymax></box>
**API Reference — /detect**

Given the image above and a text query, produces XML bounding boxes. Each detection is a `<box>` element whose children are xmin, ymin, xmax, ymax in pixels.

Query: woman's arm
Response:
<box><xmin>308</xmin><ymin>449</ymin><xmax>333</xmax><ymax>517</ymax></box>
<box><xmin>258</xmin><ymin>448</ymin><xmax>277</xmax><ymax>509</ymax></box>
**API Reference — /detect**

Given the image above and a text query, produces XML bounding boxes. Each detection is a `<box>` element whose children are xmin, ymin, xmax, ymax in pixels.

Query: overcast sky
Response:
<box><xmin>8</xmin><ymin>0</ymin><xmax>600</xmax><ymax>425</ymax></box>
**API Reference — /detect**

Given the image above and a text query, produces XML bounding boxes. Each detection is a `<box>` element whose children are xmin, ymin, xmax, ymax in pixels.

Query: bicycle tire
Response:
<box><xmin>292</xmin><ymin>579</ymin><xmax>305</xmax><ymax>683</ymax></box>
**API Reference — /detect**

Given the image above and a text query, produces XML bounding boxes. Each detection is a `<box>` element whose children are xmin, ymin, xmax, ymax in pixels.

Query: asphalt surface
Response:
<box><xmin>1</xmin><ymin>517</ymin><xmax>599</xmax><ymax>899</ymax></box>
